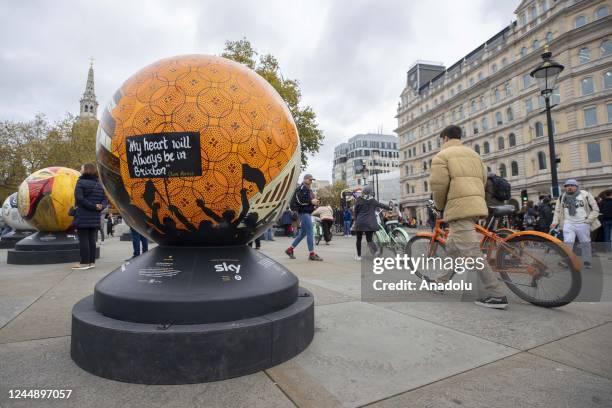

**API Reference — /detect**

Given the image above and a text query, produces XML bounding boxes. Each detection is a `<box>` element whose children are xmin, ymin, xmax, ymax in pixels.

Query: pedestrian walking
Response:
<box><xmin>343</xmin><ymin>208</ymin><xmax>353</xmax><ymax>237</ymax></box>
<box><xmin>312</xmin><ymin>201</ymin><xmax>334</xmax><ymax>245</ymax></box>
<box><xmin>129</xmin><ymin>227</ymin><xmax>149</xmax><ymax>260</ymax></box>
<box><xmin>536</xmin><ymin>196</ymin><xmax>553</xmax><ymax>232</ymax></box>
<box><xmin>353</xmin><ymin>185</ymin><xmax>390</xmax><ymax>260</ymax></box>
<box><xmin>280</xmin><ymin>209</ymin><xmax>294</xmax><ymax>237</ymax></box>
<box><xmin>551</xmin><ymin>179</ymin><xmax>600</xmax><ymax>268</ymax></box>
<box><xmin>599</xmin><ymin>190</ymin><xmax>612</xmax><ymax>251</ymax></box>
<box><xmin>430</xmin><ymin>125</ymin><xmax>508</xmax><ymax>309</ymax></box>
<box><xmin>106</xmin><ymin>214</ymin><xmax>114</xmax><ymax>237</ymax></box>
<box><xmin>72</xmin><ymin>163</ymin><xmax>107</xmax><ymax>270</ymax></box>
<box><xmin>285</xmin><ymin>174</ymin><xmax>323</xmax><ymax>261</ymax></box>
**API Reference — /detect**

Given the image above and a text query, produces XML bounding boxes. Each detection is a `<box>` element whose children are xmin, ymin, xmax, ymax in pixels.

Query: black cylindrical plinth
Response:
<box><xmin>7</xmin><ymin>231</ymin><xmax>99</xmax><ymax>264</ymax></box>
<box><xmin>94</xmin><ymin>246</ymin><xmax>298</xmax><ymax>324</ymax></box>
<box><xmin>0</xmin><ymin>230</ymin><xmax>34</xmax><ymax>249</ymax></box>
<box><xmin>71</xmin><ymin>290</ymin><xmax>313</xmax><ymax>384</ymax></box>
<box><xmin>71</xmin><ymin>246</ymin><xmax>315</xmax><ymax>384</ymax></box>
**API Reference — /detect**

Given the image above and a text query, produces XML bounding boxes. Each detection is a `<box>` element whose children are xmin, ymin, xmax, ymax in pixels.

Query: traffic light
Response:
<box><xmin>521</xmin><ymin>189</ymin><xmax>528</xmax><ymax>204</ymax></box>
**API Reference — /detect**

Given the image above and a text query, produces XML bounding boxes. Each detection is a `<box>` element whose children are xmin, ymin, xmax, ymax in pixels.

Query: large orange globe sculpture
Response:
<box><xmin>17</xmin><ymin>166</ymin><xmax>80</xmax><ymax>232</ymax></box>
<box><xmin>96</xmin><ymin>55</ymin><xmax>301</xmax><ymax>246</ymax></box>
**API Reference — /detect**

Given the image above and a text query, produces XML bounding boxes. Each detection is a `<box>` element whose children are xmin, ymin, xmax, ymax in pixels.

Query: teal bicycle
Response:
<box><xmin>372</xmin><ymin>210</ymin><xmax>411</xmax><ymax>256</ymax></box>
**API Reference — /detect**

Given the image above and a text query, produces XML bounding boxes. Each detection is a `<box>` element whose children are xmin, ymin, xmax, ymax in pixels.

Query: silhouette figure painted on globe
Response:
<box><xmin>17</xmin><ymin>166</ymin><xmax>80</xmax><ymax>232</ymax></box>
<box><xmin>96</xmin><ymin>55</ymin><xmax>301</xmax><ymax>246</ymax></box>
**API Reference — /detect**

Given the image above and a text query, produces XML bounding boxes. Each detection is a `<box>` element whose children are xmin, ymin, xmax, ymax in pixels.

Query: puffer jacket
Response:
<box><xmin>429</xmin><ymin>139</ymin><xmax>488</xmax><ymax>222</ymax></box>
<box><xmin>73</xmin><ymin>174</ymin><xmax>107</xmax><ymax>229</ymax></box>
<box><xmin>312</xmin><ymin>205</ymin><xmax>334</xmax><ymax>220</ymax></box>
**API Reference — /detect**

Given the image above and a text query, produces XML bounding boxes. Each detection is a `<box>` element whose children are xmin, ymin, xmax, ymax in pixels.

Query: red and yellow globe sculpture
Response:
<box><xmin>17</xmin><ymin>166</ymin><xmax>80</xmax><ymax>231</ymax></box>
<box><xmin>96</xmin><ymin>55</ymin><xmax>301</xmax><ymax>246</ymax></box>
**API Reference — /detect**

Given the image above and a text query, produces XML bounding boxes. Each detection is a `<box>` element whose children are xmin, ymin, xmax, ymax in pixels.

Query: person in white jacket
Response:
<box><xmin>312</xmin><ymin>203</ymin><xmax>334</xmax><ymax>245</ymax></box>
<box><xmin>551</xmin><ymin>179</ymin><xmax>600</xmax><ymax>269</ymax></box>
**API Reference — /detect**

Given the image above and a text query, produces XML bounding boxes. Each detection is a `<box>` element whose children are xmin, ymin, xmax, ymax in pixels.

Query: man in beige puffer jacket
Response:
<box><xmin>429</xmin><ymin>125</ymin><xmax>507</xmax><ymax>309</ymax></box>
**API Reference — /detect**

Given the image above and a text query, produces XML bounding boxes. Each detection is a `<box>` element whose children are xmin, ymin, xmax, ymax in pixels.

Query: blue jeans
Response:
<box><xmin>344</xmin><ymin>220</ymin><xmax>352</xmax><ymax>235</ymax></box>
<box><xmin>130</xmin><ymin>228</ymin><xmax>149</xmax><ymax>257</ymax></box>
<box><xmin>291</xmin><ymin>213</ymin><xmax>314</xmax><ymax>252</ymax></box>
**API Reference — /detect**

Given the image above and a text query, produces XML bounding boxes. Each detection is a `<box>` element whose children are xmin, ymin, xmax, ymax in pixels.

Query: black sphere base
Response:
<box><xmin>71</xmin><ymin>246</ymin><xmax>314</xmax><ymax>384</ymax></box>
<box><xmin>7</xmin><ymin>231</ymin><xmax>100</xmax><ymax>265</ymax></box>
<box><xmin>71</xmin><ymin>288</ymin><xmax>314</xmax><ymax>384</ymax></box>
<box><xmin>0</xmin><ymin>230</ymin><xmax>34</xmax><ymax>249</ymax></box>
<box><xmin>94</xmin><ymin>245</ymin><xmax>299</xmax><ymax>324</ymax></box>
<box><xmin>119</xmin><ymin>232</ymin><xmax>131</xmax><ymax>241</ymax></box>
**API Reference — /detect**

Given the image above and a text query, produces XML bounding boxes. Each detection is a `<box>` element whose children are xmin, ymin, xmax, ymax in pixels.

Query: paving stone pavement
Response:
<box><xmin>0</xmin><ymin>234</ymin><xmax>611</xmax><ymax>408</ymax></box>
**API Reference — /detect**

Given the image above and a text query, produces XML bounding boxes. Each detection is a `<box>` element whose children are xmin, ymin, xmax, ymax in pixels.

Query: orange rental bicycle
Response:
<box><xmin>407</xmin><ymin>204</ymin><xmax>582</xmax><ymax>308</ymax></box>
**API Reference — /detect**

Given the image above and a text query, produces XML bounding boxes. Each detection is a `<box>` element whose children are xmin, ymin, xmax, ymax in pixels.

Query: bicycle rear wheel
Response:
<box><xmin>390</xmin><ymin>228</ymin><xmax>410</xmax><ymax>255</ymax></box>
<box><xmin>496</xmin><ymin>234</ymin><xmax>581</xmax><ymax>307</ymax></box>
<box><xmin>406</xmin><ymin>235</ymin><xmax>450</xmax><ymax>282</ymax></box>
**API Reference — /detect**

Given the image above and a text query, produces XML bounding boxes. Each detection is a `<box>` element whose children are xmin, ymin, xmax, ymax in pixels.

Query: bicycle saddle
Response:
<box><xmin>489</xmin><ymin>205</ymin><xmax>515</xmax><ymax>217</ymax></box>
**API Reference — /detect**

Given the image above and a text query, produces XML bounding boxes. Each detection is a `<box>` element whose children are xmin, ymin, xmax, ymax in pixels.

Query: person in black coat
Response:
<box><xmin>72</xmin><ymin>163</ymin><xmax>107</xmax><ymax>269</ymax></box>
<box><xmin>353</xmin><ymin>185</ymin><xmax>390</xmax><ymax>259</ymax></box>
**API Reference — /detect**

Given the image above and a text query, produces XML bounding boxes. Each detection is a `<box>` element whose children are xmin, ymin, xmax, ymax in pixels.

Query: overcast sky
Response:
<box><xmin>0</xmin><ymin>0</ymin><xmax>518</xmax><ymax>180</ymax></box>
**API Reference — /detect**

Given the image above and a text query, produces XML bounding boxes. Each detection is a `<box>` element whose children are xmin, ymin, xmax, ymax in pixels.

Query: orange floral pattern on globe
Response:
<box><xmin>107</xmin><ymin>55</ymin><xmax>299</xmax><ymax>231</ymax></box>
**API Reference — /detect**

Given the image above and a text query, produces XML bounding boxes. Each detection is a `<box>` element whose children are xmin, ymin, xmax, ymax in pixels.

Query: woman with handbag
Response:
<box><xmin>72</xmin><ymin>163</ymin><xmax>107</xmax><ymax>270</ymax></box>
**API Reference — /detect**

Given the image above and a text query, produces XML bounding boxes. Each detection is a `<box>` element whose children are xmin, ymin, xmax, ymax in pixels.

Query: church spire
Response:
<box><xmin>79</xmin><ymin>59</ymin><xmax>98</xmax><ymax>120</ymax></box>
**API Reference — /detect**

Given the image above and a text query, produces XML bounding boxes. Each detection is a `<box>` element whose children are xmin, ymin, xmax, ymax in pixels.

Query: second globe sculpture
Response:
<box><xmin>71</xmin><ymin>55</ymin><xmax>314</xmax><ymax>384</ymax></box>
<box><xmin>7</xmin><ymin>167</ymin><xmax>89</xmax><ymax>263</ymax></box>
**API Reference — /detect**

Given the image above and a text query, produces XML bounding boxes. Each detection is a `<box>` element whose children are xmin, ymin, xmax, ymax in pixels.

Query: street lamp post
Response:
<box><xmin>530</xmin><ymin>46</ymin><xmax>564</xmax><ymax>198</ymax></box>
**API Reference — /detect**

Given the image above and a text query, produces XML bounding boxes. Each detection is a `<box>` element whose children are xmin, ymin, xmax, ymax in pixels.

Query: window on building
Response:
<box><xmin>505</xmin><ymin>82</ymin><xmax>512</xmax><ymax>96</ymax></box>
<box><xmin>604</xmin><ymin>71</ymin><xmax>612</xmax><ymax>89</ymax></box>
<box><xmin>521</xmin><ymin>47</ymin><xmax>528</xmax><ymax>57</ymax></box>
<box><xmin>473</xmin><ymin>122</ymin><xmax>479</xmax><ymax>134</ymax></box>
<box><xmin>469</xmin><ymin>77</ymin><xmax>475</xmax><ymax>87</ymax></box>
<box><xmin>482</xmin><ymin>116</ymin><xmax>489</xmax><ymax>130</ymax></box>
<box><xmin>480</xmin><ymin>96</ymin><xmax>485</xmax><ymax>110</ymax></box>
<box><xmin>529</xmin><ymin>5</ymin><xmax>537</xmax><ymax>21</ymax></box>
<box><xmin>498</xmin><ymin>136</ymin><xmax>505</xmax><ymax>150</ymax></box>
<box><xmin>525</xmin><ymin>98</ymin><xmax>533</xmax><ymax>113</ymax></box>
<box><xmin>608</xmin><ymin>103</ymin><xmax>612</xmax><ymax>123</ymax></box>
<box><xmin>520</xmin><ymin>12</ymin><xmax>527</xmax><ymax>26</ymax></box>
<box><xmin>507</xmin><ymin>107</ymin><xmax>514</xmax><ymax>121</ymax></box>
<box><xmin>428</xmin><ymin>141</ymin><xmax>432</xmax><ymax>151</ymax></box>
<box><xmin>511</xmin><ymin>161</ymin><xmax>519</xmax><ymax>176</ymax></box>
<box><xmin>579</xmin><ymin>47</ymin><xmax>590</xmax><ymax>64</ymax></box>
<box><xmin>538</xmin><ymin>151</ymin><xmax>547</xmax><ymax>170</ymax></box>
<box><xmin>459</xmin><ymin>106</ymin><xmax>464</xmax><ymax>119</ymax></box>
<box><xmin>575</xmin><ymin>15</ymin><xmax>587</xmax><ymax>28</ymax></box>
<box><xmin>602</xmin><ymin>40</ymin><xmax>611</xmax><ymax>57</ymax></box>
<box><xmin>545</xmin><ymin>31</ymin><xmax>553</xmax><ymax>44</ymax></box>
<box><xmin>494</xmin><ymin>88</ymin><xmax>500</xmax><ymax>102</ymax></box>
<box><xmin>532</xmin><ymin>39</ymin><xmax>540</xmax><ymax>51</ymax></box>
<box><xmin>474</xmin><ymin>144</ymin><xmax>480</xmax><ymax>154</ymax></box>
<box><xmin>535</xmin><ymin>121</ymin><xmax>544</xmax><ymax>137</ymax></box>
<box><xmin>587</xmin><ymin>142</ymin><xmax>601</xmax><ymax>163</ymax></box>
<box><xmin>509</xmin><ymin>133</ymin><xmax>516</xmax><ymax>147</ymax></box>
<box><xmin>457</xmin><ymin>84</ymin><xmax>463</xmax><ymax>92</ymax></box>
<box><xmin>595</xmin><ymin>5</ymin><xmax>609</xmax><ymax>19</ymax></box>
<box><xmin>423</xmin><ymin>161</ymin><xmax>427</xmax><ymax>170</ymax></box>
<box><xmin>495</xmin><ymin>111</ymin><xmax>503</xmax><ymax>125</ymax></box>
<box><xmin>502</xmin><ymin>57</ymin><xmax>508</xmax><ymax>66</ymax></box>
<box><xmin>405</xmin><ymin>184</ymin><xmax>410</xmax><ymax>194</ymax></box>
<box><xmin>581</xmin><ymin>77</ymin><xmax>594</xmax><ymax>95</ymax></box>
<box><xmin>499</xmin><ymin>163</ymin><xmax>507</xmax><ymax>178</ymax></box>
<box><xmin>471</xmin><ymin>100</ymin><xmax>477</xmax><ymax>113</ymax></box>
<box><xmin>552</xmin><ymin>86</ymin><xmax>561</xmax><ymax>105</ymax></box>
<box><xmin>492</xmin><ymin>64</ymin><xmax>498</xmax><ymax>74</ymax></box>
<box><xmin>483</xmin><ymin>141</ymin><xmax>490</xmax><ymax>154</ymax></box>
<box><xmin>584</xmin><ymin>106</ymin><xmax>598</xmax><ymax>127</ymax></box>
<box><xmin>523</xmin><ymin>74</ymin><xmax>531</xmax><ymax>89</ymax></box>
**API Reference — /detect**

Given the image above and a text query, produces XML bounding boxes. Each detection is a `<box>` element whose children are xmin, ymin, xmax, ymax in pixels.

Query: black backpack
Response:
<box><xmin>490</xmin><ymin>175</ymin><xmax>511</xmax><ymax>201</ymax></box>
<box><xmin>289</xmin><ymin>187</ymin><xmax>300</xmax><ymax>211</ymax></box>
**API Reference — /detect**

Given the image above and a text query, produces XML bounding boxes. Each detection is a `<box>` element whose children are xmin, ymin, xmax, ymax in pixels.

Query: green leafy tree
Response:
<box><xmin>0</xmin><ymin>114</ymin><xmax>97</xmax><ymax>203</ymax></box>
<box><xmin>316</xmin><ymin>180</ymin><xmax>349</xmax><ymax>210</ymax></box>
<box><xmin>222</xmin><ymin>38</ymin><xmax>324</xmax><ymax>167</ymax></box>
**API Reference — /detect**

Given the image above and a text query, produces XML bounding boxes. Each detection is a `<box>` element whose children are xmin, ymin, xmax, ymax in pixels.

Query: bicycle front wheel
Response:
<box><xmin>496</xmin><ymin>234</ymin><xmax>581</xmax><ymax>307</ymax></box>
<box><xmin>406</xmin><ymin>235</ymin><xmax>450</xmax><ymax>282</ymax></box>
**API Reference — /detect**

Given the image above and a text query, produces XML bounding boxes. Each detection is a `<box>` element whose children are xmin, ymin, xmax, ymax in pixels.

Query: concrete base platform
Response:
<box><xmin>71</xmin><ymin>288</ymin><xmax>314</xmax><ymax>384</ymax></box>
